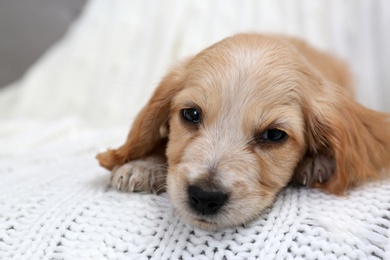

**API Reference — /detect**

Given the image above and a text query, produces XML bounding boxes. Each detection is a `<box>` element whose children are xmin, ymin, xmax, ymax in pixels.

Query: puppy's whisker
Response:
<box><xmin>155</xmin><ymin>185</ymin><xmax>167</xmax><ymax>194</ymax></box>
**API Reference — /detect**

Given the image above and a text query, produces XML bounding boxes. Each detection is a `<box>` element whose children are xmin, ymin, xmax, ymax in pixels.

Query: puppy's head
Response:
<box><xmin>98</xmin><ymin>34</ymin><xmax>390</xmax><ymax>230</ymax></box>
<box><xmin>166</xmin><ymin>35</ymin><xmax>316</xmax><ymax>229</ymax></box>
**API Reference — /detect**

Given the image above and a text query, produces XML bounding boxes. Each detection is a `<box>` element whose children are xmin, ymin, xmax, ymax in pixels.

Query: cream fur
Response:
<box><xmin>97</xmin><ymin>34</ymin><xmax>390</xmax><ymax>230</ymax></box>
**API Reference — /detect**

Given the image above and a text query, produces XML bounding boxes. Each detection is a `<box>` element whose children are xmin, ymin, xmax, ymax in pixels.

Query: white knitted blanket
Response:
<box><xmin>1</xmin><ymin>118</ymin><xmax>390</xmax><ymax>259</ymax></box>
<box><xmin>1</xmin><ymin>0</ymin><xmax>390</xmax><ymax>259</ymax></box>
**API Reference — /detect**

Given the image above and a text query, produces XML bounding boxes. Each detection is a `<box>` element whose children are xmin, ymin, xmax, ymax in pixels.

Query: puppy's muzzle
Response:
<box><xmin>188</xmin><ymin>185</ymin><xmax>228</xmax><ymax>215</ymax></box>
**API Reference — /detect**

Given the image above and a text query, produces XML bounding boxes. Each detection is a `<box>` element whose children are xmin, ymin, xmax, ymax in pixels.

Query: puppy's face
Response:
<box><xmin>166</xmin><ymin>36</ymin><xmax>309</xmax><ymax>229</ymax></box>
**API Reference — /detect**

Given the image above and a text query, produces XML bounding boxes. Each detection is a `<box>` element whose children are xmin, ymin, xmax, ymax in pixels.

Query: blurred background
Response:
<box><xmin>0</xmin><ymin>0</ymin><xmax>86</xmax><ymax>88</ymax></box>
<box><xmin>0</xmin><ymin>0</ymin><xmax>388</xmax><ymax>127</ymax></box>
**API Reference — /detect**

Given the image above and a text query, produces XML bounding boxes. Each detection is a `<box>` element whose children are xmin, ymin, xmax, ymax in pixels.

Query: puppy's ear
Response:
<box><xmin>96</xmin><ymin>60</ymin><xmax>189</xmax><ymax>170</ymax></box>
<box><xmin>297</xmin><ymin>82</ymin><xmax>390</xmax><ymax>195</ymax></box>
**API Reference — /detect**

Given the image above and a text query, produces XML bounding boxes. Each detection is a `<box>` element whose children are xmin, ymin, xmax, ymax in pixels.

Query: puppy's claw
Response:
<box><xmin>128</xmin><ymin>181</ymin><xmax>134</xmax><ymax>192</ymax></box>
<box><xmin>302</xmin><ymin>172</ymin><xmax>307</xmax><ymax>186</ymax></box>
<box><xmin>117</xmin><ymin>176</ymin><xmax>123</xmax><ymax>190</ymax></box>
<box><xmin>128</xmin><ymin>178</ymin><xmax>138</xmax><ymax>192</ymax></box>
<box><xmin>293</xmin><ymin>153</ymin><xmax>334</xmax><ymax>187</ymax></box>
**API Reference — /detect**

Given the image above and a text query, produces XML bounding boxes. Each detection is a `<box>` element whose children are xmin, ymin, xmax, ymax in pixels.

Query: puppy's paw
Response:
<box><xmin>293</xmin><ymin>154</ymin><xmax>335</xmax><ymax>187</ymax></box>
<box><xmin>110</xmin><ymin>158</ymin><xmax>167</xmax><ymax>194</ymax></box>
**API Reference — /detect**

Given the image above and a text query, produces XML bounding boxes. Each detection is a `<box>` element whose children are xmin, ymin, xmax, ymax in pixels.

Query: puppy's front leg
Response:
<box><xmin>110</xmin><ymin>155</ymin><xmax>167</xmax><ymax>194</ymax></box>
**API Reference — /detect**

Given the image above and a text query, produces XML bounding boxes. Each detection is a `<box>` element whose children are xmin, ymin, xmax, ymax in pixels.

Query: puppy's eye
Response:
<box><xmin>181</xmin><ymin>108</ymin><xmax>201</xmax><ymax>124</ymax></box>
<box><xmin>258</xmin><ymin>129</ymin><xmax>287</xmax><ymax>143</ymax></box>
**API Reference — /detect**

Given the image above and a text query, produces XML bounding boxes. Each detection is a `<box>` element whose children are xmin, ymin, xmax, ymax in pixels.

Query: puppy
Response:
<box><xmin>97</xmin><ymin>34</ymin><xmax>390</xmax><ymax>230</ymax></box>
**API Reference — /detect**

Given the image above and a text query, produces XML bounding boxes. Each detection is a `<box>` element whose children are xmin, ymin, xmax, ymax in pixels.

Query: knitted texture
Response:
<box><xmin>1</xmin><ymin>0</ymin><xmax>390</xmax><ymax>259</ymax></box>
<box><xmin>1</xmin><ymin>118</ymin><xmax>390</xmax><ymax>259</ymax></box>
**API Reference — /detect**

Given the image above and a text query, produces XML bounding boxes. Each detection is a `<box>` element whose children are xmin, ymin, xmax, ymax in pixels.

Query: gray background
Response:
<box><xmin>0</xmin><ymin>0</ymin><xmax>86</xmax><ymax>88</ymax></box>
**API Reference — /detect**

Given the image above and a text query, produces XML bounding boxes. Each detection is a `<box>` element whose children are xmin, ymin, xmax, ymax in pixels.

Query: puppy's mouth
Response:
<box><xmin>186</xmin><ymin>213</ymin><xmax>222</xmax><ymax>230</ymax></box>
<box><xmin>194</xmin><ymin>216</ymin><xmax>215</xmax><ymax>224</ymax></box>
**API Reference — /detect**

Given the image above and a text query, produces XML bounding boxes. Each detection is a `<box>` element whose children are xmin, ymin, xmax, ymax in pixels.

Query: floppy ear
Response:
<box><xmin>96</xmin><ymin>60</ymin><xmax>189</xmax><ymax>170</ymax></box>
<box><xmin>297</xmin><ymin>82</ymin><xmax>390</xmax><ymax>195</ymax></box>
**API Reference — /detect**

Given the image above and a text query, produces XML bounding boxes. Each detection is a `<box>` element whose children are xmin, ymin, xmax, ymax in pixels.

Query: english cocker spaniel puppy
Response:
<box><xmin>97</xmin><ymin>34</ymin><xmax>390</xmax><ymax>230</ymax></box>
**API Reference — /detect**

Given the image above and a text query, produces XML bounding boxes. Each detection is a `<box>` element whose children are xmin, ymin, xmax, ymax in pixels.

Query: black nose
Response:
<box><xmin>188</xmin><ymin>185</ymin><xmax>228</xmax><ymax>215</ymax></box>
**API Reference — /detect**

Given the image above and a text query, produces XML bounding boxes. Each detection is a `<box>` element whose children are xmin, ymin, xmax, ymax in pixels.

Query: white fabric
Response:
<box><xmin>1</xmin><ymin>0</ymin><xmax>389</xmax><ymax>259</ymax></box>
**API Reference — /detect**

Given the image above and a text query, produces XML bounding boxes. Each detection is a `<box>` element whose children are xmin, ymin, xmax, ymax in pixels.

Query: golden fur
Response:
<box><xmin>97</xmin><ymin>34</ymin><xmax>390</xmax><ymax>230</ymax></box>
